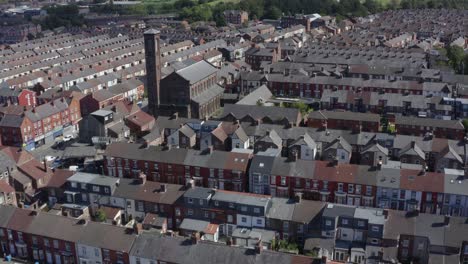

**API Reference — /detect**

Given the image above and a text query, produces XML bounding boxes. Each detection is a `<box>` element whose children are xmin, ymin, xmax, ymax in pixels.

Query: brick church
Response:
<box><xmin>144</xmin><ymin>29</ymin><xmax>223</xmax><ymax>119</ymax></box>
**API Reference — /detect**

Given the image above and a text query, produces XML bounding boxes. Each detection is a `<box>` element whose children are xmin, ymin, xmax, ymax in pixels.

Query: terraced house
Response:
<box><xmin>104</xmin><ymin>142</ymin><xmax>251</xmax><ymax>192</ymax></box>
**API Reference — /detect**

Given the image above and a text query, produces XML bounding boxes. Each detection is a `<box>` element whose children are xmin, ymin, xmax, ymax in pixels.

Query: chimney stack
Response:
<box><xmin>255</xmin><ymin>240</ymin><xmax>263</xmax><ymax>254</ymax></box>
<box><xmin>43</xmin><ymin>158</ymin><xmax>48</xmax><ymax>172</ymax></box>
<box><xmin>160</xmin><ymin>184</ymin><xmax>166</xmax><ymax>193</ymax></box>
<box><xmin>191</xmin><ymin>232</ymin><xmax>201</xmax><ymax>244</ymax></box>
<box><xmin>290</xmin><ymin>149</ymin><xmax>298</xmax><ymax>162</ymax></box>
<box><xmin>138</xmin><ymin>171</ymin><xmax>147</xmax><ymax>185</ymax></box>
<box><xmin>134</xmin><ymin>222</ymin><xmax>143</xmax><ymax>235</ymax></box>
<box><xmin>295</xmin><ymin>192</ymin><xmax>303</xmax><ymax>203</ymax></box>
<box><xmin>189</xmin><ymin>179</ymin><xmax>196</xmax><ymax>189</ymax></box>
<box><xmin>377</xmin><ymin>160</ymin><xmax>382</xmax><ymax>170</ymax></box>
<box><xmin>144</xmin><ymin>29</ymin><xmax>162</xmax><ymax>118</ymax></box>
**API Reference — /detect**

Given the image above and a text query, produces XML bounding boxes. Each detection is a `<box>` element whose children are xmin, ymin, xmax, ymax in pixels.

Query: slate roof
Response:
<box><xmin>257</xmin><ymin>130</ymin><xmax>282</xmax><ymax>148</ymax></box>
<box><xmin>212</xmin><ymin>190</ymin><xmax>270</xmax><ymax>207</ymax></box>
<box><xmin>290</xmin><ymin>133</ymin><xmax>316</xmax><ymax>149</ymax></box>
<box><xmin>176</xmin><ymin>60</ymin><xmax>218</xmax><ymax>84</ymax></box>
<box><xmin>361</xmin><ymin>143</ymin><xmax>389</xmax><ymax>155</ymax></box>
<box><xmin>179</xmin><ymin>218</ymin><xmax>212</xmax><ymax>233</ymax></box>
<box><xmin>184</xmin><ymin>187</ymin><xmax>214</xmax><ymax>200</ymax></box>
<box><xmin>395</xmin><ymin>116</ymin><xmax>464</xmax><ymax>130</ymax></box>
<box><xmin>191</xmin><ymin>84</ymin><xmax>224</xmax><ymax>105</ymax></box>
<box><xmin>308</xmin><ymin>110</ymin><xmax>380</xmax><ymax>123</ymax></box>
<box><xmin>0</xmin><ymin>114</ymin><xmax>24</xmax><ymax>128</ymax></box>
<box><xmin>113</xmin><ymin>178</ymin><xmax>185</xmax><ymax>205</ymax></box>
<box><xmin>221</xmin><ymin>104</ymin><xmax>300</xmax><ymax>123</ymax></box>
<box><xmin>324</xmin><ymin>136</ymin><xmax>352</xmax><ymax>153</ymax></box>
<box><xmin>236</xmin><ymin>85</ymin><xmax>273</xmax><ymax>105</ymax></box>
<box><xmin>399</xmin><ymin>141</ymin><xmax>425</xmax><ymax>159</ymax></box>
<box><xmin>129</xmin><ymin>233</ymin><xmax>312</xmax><ymax>264</ymax></box>
<box><xmin>179</xmin><ymin>124</ymin><xmax>195</xmax><ymax>138</ymax></box>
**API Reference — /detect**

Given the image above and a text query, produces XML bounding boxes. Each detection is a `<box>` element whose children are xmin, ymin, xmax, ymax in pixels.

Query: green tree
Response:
<box><xmin>95</xmin><ymin>209</ymin><xmax>107</xmax><ymax>222</ymax></box>
<box><xmin>446</xmin><ymin>46</ymin><xmax>466</xmax><ymax>74</ymax></box>
<box><xmin>363</xmin><ymin>0</ymin><xmax>381</xmax><ymax>13</ymax></box>
<box><xmin>290</xmin><ymin>101</ymin><xmax>312</xmax><ymax>116</ymax></box>
<box><xmin>127</xmin><ymin>4</ymin><xmax>148</xmax><ymax>16</ymax></box>
<box><xmin>462</xmin><ymin>119</ymin><xmax>468</xmax><ymax>131</ymax></box>
<box><xmin>265</xmin><ymin>5</ymin><xmax>282</xmax><ymax>19</ymax></box>
<box><xmin>42</xmin><ymin>5</ymin><xmax>85</xmax><ymax>29</ymax></box>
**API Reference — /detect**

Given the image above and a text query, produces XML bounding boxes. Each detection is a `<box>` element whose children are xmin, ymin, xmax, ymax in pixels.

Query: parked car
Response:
<box><xmin>63</xmin><ymin>135</ymin><xmax>74</xmax><ymax>142</ymax></box>
<box><xmin>45</xmin><ymin>155</ymin><xmax>56</xmax><ymax>162</ymax></box>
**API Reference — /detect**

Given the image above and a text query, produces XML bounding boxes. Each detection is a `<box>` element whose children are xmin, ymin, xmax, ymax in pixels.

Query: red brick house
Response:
<box><xmin>125</xmin><ymin>110</ymin><xmax>156</xmax><ymax>136</ymax></box>
<box><xmin>103</xmin><ymin>142</ymin><xmax>251</xmax><ymax>192</ymax></box>
<box><xmin>0</xmin><ymin>88</ymin><xmax>36</xmax><ymax>107</ymax></box>
<box><xmin>307</xmin><ymin>110</ymin><xmax>381</xmax><ymax>133</ymax></box>
<box><xmin>245</xmin><ymin>46</ymin><xmax>280</xmax><ymax>70</ymax></box>
<box><xmin>0</xmin><ymin>205</ymin><xmax>136</xmax><ymax>264</ymax></box>
<box><xmin>223</xmin><ymin>10</ymin><xmax>248</xmax><ymax>25</ymax></box>
<box><xmin>0</xmin><ymin>113</ymin><xmax>35</xmax><ymax>148</ymax></box>
<box><xmin>395</xmin><ymin>116</ymin><xmax>465</xmax><ymax>140</ymax></box>
<box><xmin>0</xmin><ymin>95</ymin><xmax>82</xmax><ymax>149</ymax></box>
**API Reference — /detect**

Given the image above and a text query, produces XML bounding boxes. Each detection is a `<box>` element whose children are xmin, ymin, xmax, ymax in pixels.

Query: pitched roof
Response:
<box><xmin>113</xmin><ymin>178</ymin><xmax>185</xmax><ymax>205</ymax></box>
<box><xmin>399</xmin><ymin>141</ymin><xmax>425</xmax><ymax>159</ymax></box>
<box><xmin>395</xmin><ymin>116</ymin><xmax>464</xmax><ymax>130</ymax></box>
<box><xmin>290</xmin><ymin>133</ymin><xmax>316</xmax><ymax>148</ymax></box>
<box><xmin>221</xmin><ymin>104</ymin><xmax>300</xmax><ymax>123</ymax></box>
<box><xmin>324</xmin><ymin>136</ymin><xmax>352</xmax><ymax>153</ymax></box>
<box><xmin>361</xmin><ymin>143</ymin><xmax>389</xmax><ymax>155</ymax></box>
<box><xmin>0</xmin><ymin>114</ymin><xmax>24</xmax><ymax>128</ymax></box>
<box><xmin>308</xmin><ymin>110</ymin><xmax>380</xmax><ymax>123</ymax></box>
<box><xmin>130</xmin><ymin>233</ymin><xmax>311</xmax><ymax>264</ymax></box>
<box><xmin>179</xmin><ymin>124</ymin><xmax>196</xmax><ymax>138</ymax></box>
<box><xmin>125</xmin><ymin>110</ymin><xmax>155</xmax><ymax>128</ymax></box>
<box><xmin>258</xmin><ymin>130</ymin><xmax>282</xmax><ymax>148</ymax></box>
<box><xmin>236</xmin><ymin>85</ymin><xmax>273</xmax><ymax>105</ymax></box>
<box><xmin>176</xmin><ymin>60</ymin><xmax>218</xmax><ymax>84</ymax></box>
<box><xmin>439</xmin><ymin>145</ymin><xmax>463</xmax><ymax>163</ymax></box>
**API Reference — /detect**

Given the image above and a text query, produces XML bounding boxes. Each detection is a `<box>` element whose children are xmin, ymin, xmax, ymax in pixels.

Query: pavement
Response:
<box><xmin>0</xmin><ymin>259</ymin><xmax>31</xmax><ymax>264</ymax></box>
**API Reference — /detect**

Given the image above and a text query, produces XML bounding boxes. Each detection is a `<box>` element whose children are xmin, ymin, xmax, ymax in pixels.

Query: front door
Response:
<box><xmin>46</xmin><ymin>251</ymin><xmax>53</xmax><ymax>264</ymax></box>
<box><xmin>55</xmin><ymin>254</ymin><xmax>62</xmax><ymax>264</ymax></box>
<box><xmin>1</xmin><ymin>241</ymin><xmax>7</xmax><ymax>254</ymax></box>
<box><xmin>8</xmin><ymin>243</ymin><xmax>15</xmax><ymax>255</ymax></box>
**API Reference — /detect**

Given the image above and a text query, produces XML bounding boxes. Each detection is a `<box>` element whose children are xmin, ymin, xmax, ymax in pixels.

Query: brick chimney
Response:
<box><xmin>191</xmin><ymin>232</ymin><xmax>201</xmax><ymax>244</ymax></box>
<box><xmin>133</xmin><ymin>222</ymin><xmax>143</xmax><ymax>235</ymax></box>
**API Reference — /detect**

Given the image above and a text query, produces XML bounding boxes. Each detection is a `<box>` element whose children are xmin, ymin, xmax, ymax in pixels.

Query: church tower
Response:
<box><xmin>144</xmin><ymin>29</ymin><xmax>161</xmax><ymax>117</ymax></box>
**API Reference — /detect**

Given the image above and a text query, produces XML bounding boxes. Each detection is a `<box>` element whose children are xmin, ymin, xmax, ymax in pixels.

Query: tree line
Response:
<box><xmin>177</xmin><ymin>0</ymin><xmax>467</xmax><ymax>25</ymax></box>
<box><xmin>39</xmin><ymin>0</ymin><xmax>467</xmax><ymax>31</ymax></box>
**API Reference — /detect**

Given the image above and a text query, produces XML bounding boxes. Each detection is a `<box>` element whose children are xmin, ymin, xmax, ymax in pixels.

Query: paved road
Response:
<box><xmin>30</xmin><ymin>141</ymin><xmax>65</xmax><ymax>161</ymax></box>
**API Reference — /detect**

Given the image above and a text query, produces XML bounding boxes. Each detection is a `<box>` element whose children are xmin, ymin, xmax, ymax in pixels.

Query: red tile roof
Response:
<box><xmin>125</xmin><ymin>110</ymin><xmax>155</xmax><ymax>127</ymax></box>
<box><xmin>0</xmin><ymin>181</ymin><xmax>14</xmax><ymax>193</ymax></box>
<box><xmin>400</xmin><ymin>169</ymin><xmax>445</xmax><ymax>193</ymax></box>
<box><xmin>314</xmin><ymin>161</ymin><xmax>357</xmax><ymax>183</ymax></box>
